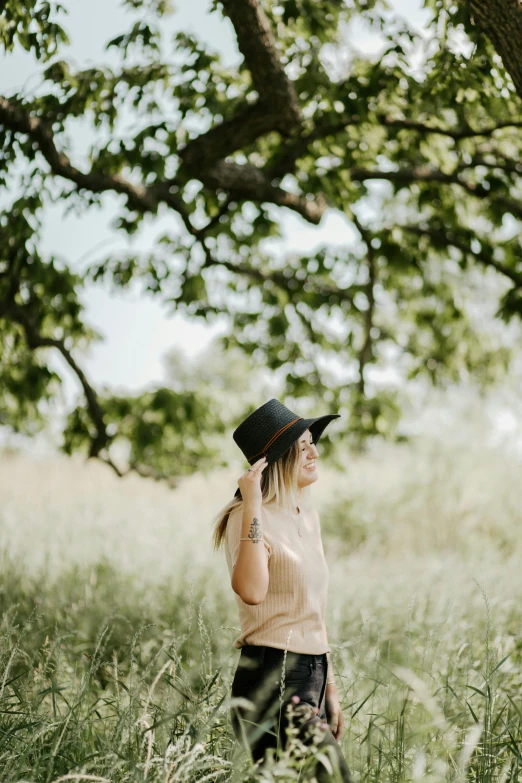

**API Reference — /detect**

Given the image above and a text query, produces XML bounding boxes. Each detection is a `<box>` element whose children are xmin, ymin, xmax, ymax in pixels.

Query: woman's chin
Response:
<box><xmin>300</xmin><ymin>470</ymin><xmax>318</xmax><ymax>487</ymax></box>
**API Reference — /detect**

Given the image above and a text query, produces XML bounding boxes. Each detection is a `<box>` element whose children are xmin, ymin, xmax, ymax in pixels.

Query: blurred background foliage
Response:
<box><xmin>1</xmin><ymin>0</ymin><xmax>522</xmax><ymax>486</ymax></box>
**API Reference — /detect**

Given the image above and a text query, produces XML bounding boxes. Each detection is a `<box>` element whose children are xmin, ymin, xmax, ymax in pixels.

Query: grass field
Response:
<box><xmin>2</xmin><ymin>400</ymin><xmax>522</xmax><ymax>782</ymax></box>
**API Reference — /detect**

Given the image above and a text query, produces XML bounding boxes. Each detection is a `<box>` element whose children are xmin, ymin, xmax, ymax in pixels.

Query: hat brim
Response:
<box><xmin>233</xmin><ymin>413</ymin><xmax>340</xmax><ymax>498</ymax></box>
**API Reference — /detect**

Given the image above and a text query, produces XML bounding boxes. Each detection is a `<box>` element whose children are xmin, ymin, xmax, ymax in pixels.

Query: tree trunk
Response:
<box><xmin>464</xmin><ymin>0</ymin><xmax>522</xmax><ymax>100</ymax></box>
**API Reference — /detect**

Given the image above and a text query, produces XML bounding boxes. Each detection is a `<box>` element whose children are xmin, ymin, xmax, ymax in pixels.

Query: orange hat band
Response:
<box><xmin>247</xmin><ymin>417</ymin><xmax>303</xmax><ymax>462</ymax></box>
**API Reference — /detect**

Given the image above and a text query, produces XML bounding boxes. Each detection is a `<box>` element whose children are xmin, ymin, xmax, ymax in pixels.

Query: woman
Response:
<box><xmin>213</xmin><ymin>398</ymin><xmax>355</xmax><ymax>782</ymax></box>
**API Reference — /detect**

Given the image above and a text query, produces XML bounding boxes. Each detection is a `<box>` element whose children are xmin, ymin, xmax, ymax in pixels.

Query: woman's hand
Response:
<box><xmin>237</xmin><ymin>456</ymin><xmax>267</xmax><ymax>506</ymax></box>
<box><xmin>325</xmin><ymin>684</ymin><xmax>344</xmax><ymax>740</ymax></box>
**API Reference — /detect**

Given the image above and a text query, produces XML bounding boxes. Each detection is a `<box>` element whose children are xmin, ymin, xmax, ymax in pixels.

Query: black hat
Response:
<box><xmin>232</xmin><ymin>398</ymin><xmax>340</xmax><ymax>498</ymax></box>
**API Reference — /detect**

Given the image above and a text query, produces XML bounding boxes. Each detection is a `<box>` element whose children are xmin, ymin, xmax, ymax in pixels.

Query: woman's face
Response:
<box><xmin>296</xmin><ymin>428</ymin><xmax>319</xmax><ymax>489</ymax></box>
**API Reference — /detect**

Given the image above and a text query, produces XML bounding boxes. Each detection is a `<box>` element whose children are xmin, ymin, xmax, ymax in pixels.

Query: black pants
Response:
<box><xmin>230</xmin><ymin>644</ymin><xmax>355</xmax><ymax>782</ymax></box>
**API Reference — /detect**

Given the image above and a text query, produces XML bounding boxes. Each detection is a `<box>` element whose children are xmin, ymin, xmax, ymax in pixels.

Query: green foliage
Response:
<box><xmin>0</xmin><ymin>0</ymin><xmax>69</xmax><ymax>60</ymax></box>
<box><xmin>1</xmin><ymin>0</ymin><xmax>522</xmax><ymax>479</ymax></box>
<box><xmin>63</xmin><ymin>385</ymin><xmax>228</xmax><ymax>479</ymax></box>
<box><xmin>0</xmin><ymin>201</ymin><xmax>96</xmax><ymax>433</ymax></box>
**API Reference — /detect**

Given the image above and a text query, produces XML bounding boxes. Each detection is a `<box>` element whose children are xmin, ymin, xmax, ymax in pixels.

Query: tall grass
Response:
<box><xmin>2</xmin><ymin>397</ymin><xmax>522</xmax><ymax>781</ymax></box>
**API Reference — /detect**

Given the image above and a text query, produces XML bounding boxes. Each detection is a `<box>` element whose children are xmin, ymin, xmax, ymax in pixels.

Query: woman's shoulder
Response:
<box><xmin>228</xmin><ymin>500</ymin><xmax>318</xmax><ymax>520</ymax></box>
<box><xmin>262</xmin><ymin>500</ymin><xmax>318</xmax><ymax>519</ymax></box>
<box><xmin>266</xmin><ymin>499</ymin><xmax>317</xmax><ymax>510</ymax></box>
<box><xmin>262</xmin><ymin>501</ymin><xmax>283</xmax><ymax>518</ymax></box>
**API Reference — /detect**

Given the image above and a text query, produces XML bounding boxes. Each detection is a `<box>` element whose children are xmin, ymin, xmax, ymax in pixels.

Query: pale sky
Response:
<box><xmin>1</xmin><ymin>0</ymin><xmax>432</xmax><ymax>405</ymax></box>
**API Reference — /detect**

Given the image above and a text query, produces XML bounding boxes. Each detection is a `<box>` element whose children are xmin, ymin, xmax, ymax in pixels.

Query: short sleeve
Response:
<box><xmin>226</xmin><ymin>505</ymin><xmax>272</xmax><ymax>571</ymax></box>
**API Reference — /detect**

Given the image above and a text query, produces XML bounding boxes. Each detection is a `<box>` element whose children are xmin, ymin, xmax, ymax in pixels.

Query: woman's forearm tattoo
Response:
<box><xmin>248</xmin><ymin>516</ymin><xmax>262</xmax><ymax>543</ymax></box>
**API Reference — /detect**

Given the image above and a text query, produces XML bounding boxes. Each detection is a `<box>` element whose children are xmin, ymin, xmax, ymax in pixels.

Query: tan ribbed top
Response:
<box><xmin>224</xmin><ymin>501</ymin><xmax>330</xmax><ymax>654</ymax></box>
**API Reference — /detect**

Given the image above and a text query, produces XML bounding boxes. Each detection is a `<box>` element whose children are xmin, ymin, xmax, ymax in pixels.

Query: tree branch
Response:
<box><xmin>180</xmin><ymin>102</ymin><xmax>284</xmax><ymax>169</ymax></box>
<box><xmin>376</xmin><ymin>113</ymin><xmax>522</xmax><ymax>140</ymax></box>
<box><xmin>265</xmin><ymin>113</ymin><xmax>522</xmax><ymax>181</ymax></box>
<box><xmin>457</xmin><ymin>151</ymin><xmax>522</xmax><ymax>177</ymax></box>
<box><xmin>200</xmin><ymin>160</ymin><xmax>326</xmax><ymax>222</ymax></box>
<box><xmin>0</xmin><ymin>94</ymin><xmax>324</xmax><ymax>224</ymax></box>
<box><xmin>1</xmin><ymin>300</ymin><xmax>111</xmax><ymax>458</ymax></box>
<box><xmin>401</xmin><ymin>224</ymin><xmax>522</xmax><ymax>287</ymax></box>
<box><xmin>174</xmin><ymin>0</ymin><xmax>324</xmax><ymax>221</ymax></box>
<box><xmin>179</xmin><ymin>0</ymin><xmax>304</xmax><ymax>169</ymax></box>
<box><xmin>199</xmin><ymin>250</ymin><xmax>359</xmax><ymax>306</ymax></box>
<box><xmin>349</xmin><ymin>164</ymin><xmax>522</xmax><ymax>221</ymax></box>
<box><xmin>0</xmin><ymin>97</ymin><xmax>160</xmax><ymax>211</ymax></box>
<box><xmin>0</xmin><ymin>297</ymin><xmax>182</xmax><ymax>484</ymax></box>
<box><xmin>218</xmin><ymin>0</ymin><xmax>302</xmax><ymax>133</ymax></box>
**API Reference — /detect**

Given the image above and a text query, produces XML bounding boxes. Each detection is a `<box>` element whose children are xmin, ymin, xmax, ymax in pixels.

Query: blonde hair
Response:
<box><xmin>212</xmin><ymin>437</ymin><xmax>310</xmax><ymax>552</ymax></box>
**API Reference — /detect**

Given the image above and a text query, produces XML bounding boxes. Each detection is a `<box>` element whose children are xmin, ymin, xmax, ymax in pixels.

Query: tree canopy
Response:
<box><xmin>1</xmin><ymin>0</ymin><xmax>522</xmax><ymax>483</ymax></box>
